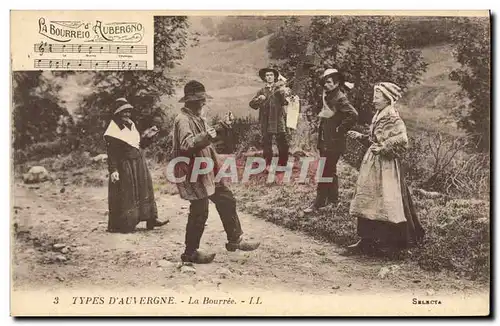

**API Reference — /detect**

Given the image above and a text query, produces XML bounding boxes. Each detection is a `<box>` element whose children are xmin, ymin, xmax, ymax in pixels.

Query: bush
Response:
<box><xmin>403</xmin><ymin>131</ymin><xmax>489</xmax><ymax>198</ymax></box>
<box><xmin>143</xmin><ymin>113</ymin><xmax>176</xmax><ymax>162</ymax></box>
<box><xmin>448</xmin><ymin>17</ymin><xmax>491</xmax><ymax>151</ymax></box>
<box><xmin>228</xmin><ymin>116</ymin><xmax>261</xmax><ymax>155</ymax></box>
<box><xmin>13</xmin><ymin>137</ymin><xmax>80</xmax><ymax>164</ymax></box>
<box><xmin>12</xmin><ymin>72</ymin><xmax>73</xmax><ymax>151</ymax></box>
<box><xmin>416</xmin><ymin>197</ymin><xmax>489</xmax><ymax>281</ymax></box>
<box><xmin>394</xmin><ymin>17</ymin><xmax>462</xmax><ymax>49</ymax></box>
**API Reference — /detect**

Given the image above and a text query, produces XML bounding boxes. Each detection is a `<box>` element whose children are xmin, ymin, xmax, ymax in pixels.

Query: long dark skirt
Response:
<box><xmin>357</xmin><ymin>174</ymin><xmax>425</xmax><ymax>248</ymax></box>
<box><xmin>108</xmin><ymin>153</ymin><xmax>158</xmax><ymax>233</ymax></box>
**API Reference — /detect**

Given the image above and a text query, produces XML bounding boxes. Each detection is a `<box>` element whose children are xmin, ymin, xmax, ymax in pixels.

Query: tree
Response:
<box><xmin>267</xmin><ymin>16</ymin><xmax>428</xmax><ymax>124</ymax></box>
<box><xmin>394</xmin><ymin>16</ymin><xmax>461</xmax><ymax>49</ymax></box>
<box><xmin>74</xmin><ymin>16</ymin><xmax>189</xmax><ymax>154</ymax></box>
<box><xmin>338</xmin><ymin>16</ymin><xmax>428</xmax><ymax>123</ymax></box>
<box><xmin>267</xmin><ymin>17</ymin><xmax>309</xmax><ymax>78</ymax></box>
<box><xmin>449</xmin><ymin>17</ymin><xmax>491</xmax><ymax>151</ymax></box>
<box><xmin>12</xmin><ymin>71</ymin><xmax>70</xmax><ymax>150</ymax></box>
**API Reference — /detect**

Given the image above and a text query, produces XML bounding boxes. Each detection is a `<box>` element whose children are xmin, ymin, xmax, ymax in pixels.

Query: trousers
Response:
<box><xmin>315</xmin><ymin>149</ymin><xmax>342</xmax><ymax>206</ymax></box>
<box><xmin>185</xmin><ymin>184</ymin><xmax>243</xmax><ymax>254</ymax></box>
<box><xmin>262</xmin><ymin>132</ymin><xmax>289</xmax><ymax>166</ymax></box>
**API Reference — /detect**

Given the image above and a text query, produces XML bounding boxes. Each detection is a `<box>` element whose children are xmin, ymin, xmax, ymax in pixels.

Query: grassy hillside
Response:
<box><xmin>165</xmin><ymin>35</ymin><xmax>273</xmax><ymax>118</ymax></box>
<box><xmin>398</xmin><ymin>44</ymin><xmax>464</xmax><ymax>136</ymax></box>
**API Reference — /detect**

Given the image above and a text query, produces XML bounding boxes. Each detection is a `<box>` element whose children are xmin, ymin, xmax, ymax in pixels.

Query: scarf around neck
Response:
<box><xmin>103</xmin><ymin>119</ymin><xmax>140</xmax><ymax>149</ymax></box>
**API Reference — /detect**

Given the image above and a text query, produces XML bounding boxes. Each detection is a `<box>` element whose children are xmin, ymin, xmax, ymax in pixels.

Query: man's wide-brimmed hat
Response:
<box><xmin>320</xmin><ymin>68</ymin><xmax>354</xmax><ymax>90</ymax></box>
<box><xmin>113</xmin><ymin>97</ymin><xmax>134</xmax><ymax>115</ymax></box>
<box><xmin>179</xmin><ymin>80</ymin><xmax>213</xmax><ymax>103</ymax></box>
<box><xmin>258</xmin><ymin>67</ymin><xmax>280</xmax><ymax>82</ymax></box>
<box><xmin>321</xmin><ymin>68</ymin><xmax>343</xmax><ymax>82</ymax></box>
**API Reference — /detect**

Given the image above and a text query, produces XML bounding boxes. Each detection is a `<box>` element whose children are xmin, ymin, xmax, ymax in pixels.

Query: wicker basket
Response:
<box><xmin>343</xmin><ymin>134</ymin><xmax>369</xmax><ymax>171</ymax></box>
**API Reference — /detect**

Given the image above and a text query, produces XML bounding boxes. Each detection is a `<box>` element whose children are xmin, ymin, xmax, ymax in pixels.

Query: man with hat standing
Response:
<box><xmin>304</xmin><ymin>68</ymin><xmax>359</xmax><ymax>214</ymax></box>
<box><xmin>172</xmin><ymin>80</ymin><xmax>260</xmax><ymax>264</ymax></box>
<box><xmin>249</xmin><ymin>67</ymin><xmax>290</xmax><ymax>169</ymax></box>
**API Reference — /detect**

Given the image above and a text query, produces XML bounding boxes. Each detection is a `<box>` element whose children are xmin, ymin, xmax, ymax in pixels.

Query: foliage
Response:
<box><xmin>267</xmin><ymin>16</ymin><xmax>310</xmax><ymax>79</ymax></box>
<box><xmin>448</xmin><ymin>17</ymin><xmax>491</xmax><ymax>151</ymax></box>
<box><xmin>267</xmin><ymin>16</ymin><xmax>428</xmax><ymax>124</ymax></box>
<box><xmin>415</xmin><ymin>197</ymin><xmax>489</xmax><ymax>281</ymax></box>
<box><xmin>394</xmin><ymin>17</ymin><xmax>462</xmax><ymax>49</ymax></box>
<box><xmin>12</xmin><ymin>72</ymin><xmax>72</xmax><ymax>150</ymax></box>
<box><xmin>403</xmin><ymin>131</ymin><xmax>489</xmax><ymax>198</ymax></box>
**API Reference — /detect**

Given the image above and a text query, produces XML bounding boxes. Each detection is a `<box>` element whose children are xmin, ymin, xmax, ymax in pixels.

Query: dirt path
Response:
<box><xmin>12</xmin><ymin>178</ymin><xmax>487</xmax><ymax>299</ymax></box>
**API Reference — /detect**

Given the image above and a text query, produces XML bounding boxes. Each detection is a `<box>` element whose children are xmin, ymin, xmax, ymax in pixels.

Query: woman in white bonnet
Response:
<box><xmin>104</xmin><ymin>98</ymin><xmax>168</xmax><ymax>233</ymax></box>
<box><xmin>347</xmin><ymin>82</ymin><xmax>425</xmax><ymax>254</ymax></box>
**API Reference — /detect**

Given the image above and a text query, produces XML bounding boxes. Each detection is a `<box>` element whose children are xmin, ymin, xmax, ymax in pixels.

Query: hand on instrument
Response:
<box><xmin>206</xmin><ymin>126</ymin><xmax>217</xmax><ymax>139</ymax></box>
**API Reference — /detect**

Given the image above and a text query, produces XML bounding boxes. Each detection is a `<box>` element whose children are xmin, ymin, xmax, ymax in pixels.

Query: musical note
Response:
<box><xmin>33</xmin><ymin>59</ymin><xmax>147</xmax><ymax>70</ymax></box>
<box><xmin>34</xmin><ymin>42</ymin><xmax>148</xmax><ymax>54</ymax></box>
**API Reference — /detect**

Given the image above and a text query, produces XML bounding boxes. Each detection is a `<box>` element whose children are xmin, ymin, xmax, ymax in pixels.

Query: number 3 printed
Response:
<box><xmin>53</xmin><ymin>297</ymin><xmax>59</xmax><ymax>304</ymax></box>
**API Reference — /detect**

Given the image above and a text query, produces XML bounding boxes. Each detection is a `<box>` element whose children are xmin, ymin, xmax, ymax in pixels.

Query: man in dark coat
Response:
<box><xmin>249</xmin><ymin>67</ymin><xmax>290</xmax><ymax>168</ymax></box>
<box><xmin>304</xmin><ymin>69</ymin><xmax>359</xmax><ymax>213</ymax></box>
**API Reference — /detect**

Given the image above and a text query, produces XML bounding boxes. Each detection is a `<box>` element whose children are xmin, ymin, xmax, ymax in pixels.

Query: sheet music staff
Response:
<box><xmin>34</xmin><ymin>42</ymin><xmax>148</xmax><ymax>55</ymax></box>
<box><xmin>33</xmin><ymin>59</ymin><xmax>147</xmax><ymax>70</ymax></box>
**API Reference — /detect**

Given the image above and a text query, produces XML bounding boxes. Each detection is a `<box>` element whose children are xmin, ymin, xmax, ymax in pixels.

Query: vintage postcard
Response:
<box><xmin>10</xmin><ymin>10</ymin><xmax>491</xmax><ymax>316</ymax></box>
